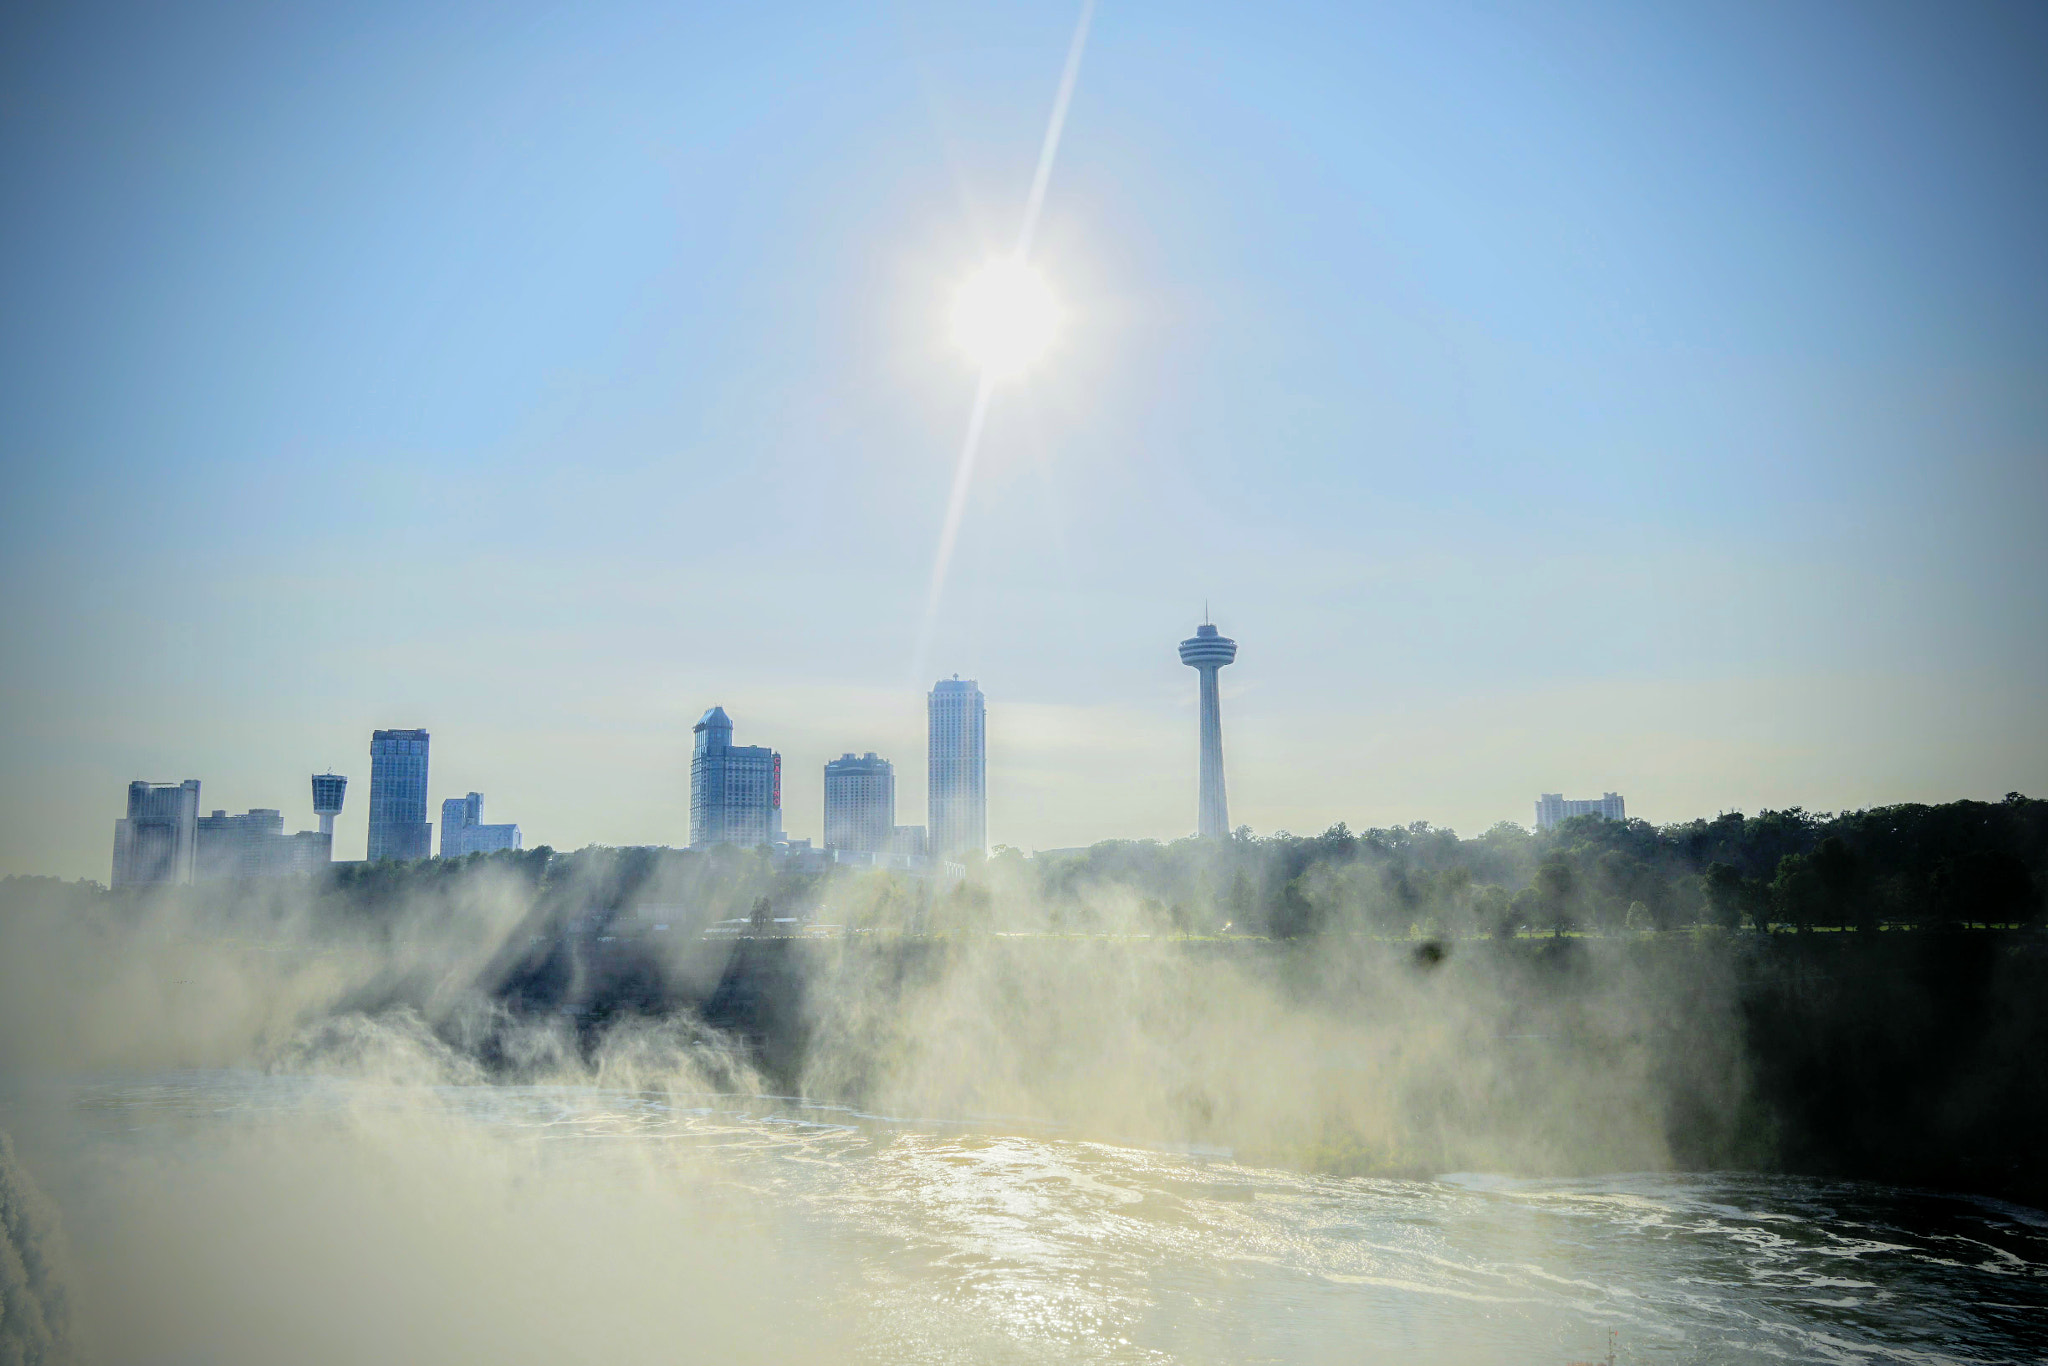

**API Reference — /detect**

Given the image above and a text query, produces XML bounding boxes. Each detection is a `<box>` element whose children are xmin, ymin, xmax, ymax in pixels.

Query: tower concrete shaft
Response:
<box><xmin>1178</xmin><ymin>622</ymin><xmax>1237</xmax><ymax>838</ymax></box>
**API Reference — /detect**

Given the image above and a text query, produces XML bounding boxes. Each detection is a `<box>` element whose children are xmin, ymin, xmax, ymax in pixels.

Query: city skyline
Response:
<box><xmin>86</xmin><ymin>663</ymin><xmax>1657</xmax><ymax>877</ymax></box>
<box><xmin>47</xmin><ymin>632</ymin><xmax>2031</xmax><ymax>881</ymax></box>
<box><xmin>4</xmin><ymin>3</ymin><xmax>2044</xmax><ymax>880</ymax></box>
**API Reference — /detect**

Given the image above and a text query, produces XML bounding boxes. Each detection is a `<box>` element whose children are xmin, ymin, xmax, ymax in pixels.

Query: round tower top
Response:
<box><xmin>1179</xmin><ymin>624</ymin><xmax>1238</xmax><ymax>668</ymax></box>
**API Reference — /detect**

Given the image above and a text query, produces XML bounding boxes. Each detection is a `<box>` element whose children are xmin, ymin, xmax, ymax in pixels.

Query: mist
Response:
<box><xmin>0</xmin><ymin>859</ymin><xmax>1686</xmax><ymax>1364</ymax></box>
<box><xmin>2</xmin><ymin>811</ymin><xmax>2044</xmax><ymax>1363</ymax></box>
<box><xmin>0</xmin><ymin>843</ymin><xmax>1750</xmax><ymax>1173</ymax></box>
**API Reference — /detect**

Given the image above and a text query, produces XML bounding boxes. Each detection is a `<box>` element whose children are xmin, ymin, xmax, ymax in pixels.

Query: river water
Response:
<box><xmin>8</xmin><ymin>1072</ymin><xmax>2045</xmax><ymax>1365</ymax></box>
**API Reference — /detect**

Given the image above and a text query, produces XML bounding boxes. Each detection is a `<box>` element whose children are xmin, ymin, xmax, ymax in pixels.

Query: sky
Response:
<box><xmin>2</xmin><ymin>0</ymin><xmax>2045</xmax><ymax>879</ymax></box>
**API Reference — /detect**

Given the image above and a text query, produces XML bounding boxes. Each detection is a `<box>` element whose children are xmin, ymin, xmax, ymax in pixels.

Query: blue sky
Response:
<box><xmin>3</xmin><ymin>0</ymin><xmax>2044</xmax><ymax>878</ymax></box>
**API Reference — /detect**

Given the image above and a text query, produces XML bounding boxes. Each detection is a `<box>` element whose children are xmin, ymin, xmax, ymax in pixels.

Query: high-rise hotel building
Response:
<box><xmin>368</xmin><ymin>728</ymin><xmax>432</xmax><ymax>862</ymax></box>
<box><xmin>927</xmin><ymin>677</ymin><xmax>986</xmax><ymax>861</ymax></box>
<box><xmin>823</xmin><ymin>753</ymin><xmax>895</xmax><ymax>855</ymax></box>
<box><xmin>1534</xmin><ymin>792</ymin><xmax>1626</xmax><ymax>832</ymax></box>
<box><xmin>690</xmin><ymin>706</ymin><xmax>782</xmax><ymax>848</ymax></box>
<box><xmin>112</xmin><ymin>779</ymin><xmax>201</xmax><ymax>887</ymax></box>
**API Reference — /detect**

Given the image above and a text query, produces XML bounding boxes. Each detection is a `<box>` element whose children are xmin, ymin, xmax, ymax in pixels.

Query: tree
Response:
<box><xmin>1703</xmin><ymin>862</ymin><xmax>1747</xmax><ymax>932</ymax></box>
<box><xmin>1225</xmin><ymin>869</ymin><xmax>1255</xmax><ymax>933</ymax></box>
<box><xmin>1535</xmin><ymin>856</ymin><xmax>1577</xmax><ymax>937</ymax></box>
<box><xmin>1939</xmin><ymin>850</ymin><xmax>2037</xmax><ymax>926</ymax></box>
<box><xmin>1434</xmin><ymin>866</ymin><xmax>1474</xmax><ymax>937</ymax></box>
<box><xmin>1808</xmin><ymin>836</ymin><xmax>1868</xmax><ymax>931</ymax></box>
<box><xmin>1473</xmin><ymin>884</ymin><xmax>1512</xmax><ymax>939</ymax></box>
<box><xmin>1273</xmin><ymin>873</ymin><xmax>1319</xmax><ymax>940</ymax></box>
<box><xmin>1367</xmin><ymin>865</ymin><xmax>1422</xmax><ymax>938</ymax></box>
<box><xmin>1508</xmin><ymin>886</ymin><xmax>1542</xmax><ymax>938</ymax></box>
<box><xmin>1592</xmin><ymin>850</ymin><xmax>1638</xmax><ymax>933</ymax></box>
<box><xmin>1771</xmin><ymin>854</ymin><xmax>1821</xmax><ymax>933</ymax></box>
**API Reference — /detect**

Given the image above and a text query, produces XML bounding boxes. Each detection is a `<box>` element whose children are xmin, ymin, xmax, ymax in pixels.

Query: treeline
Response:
<box><xmin>1010</xmin><ymin>793</ymin><xmax>2047</xmax><ymax>939</ymax></box>
<box><xmin>307</xmin><ymin>791</ymin><xmax>2048</xmax><ymax>943</ymax></box>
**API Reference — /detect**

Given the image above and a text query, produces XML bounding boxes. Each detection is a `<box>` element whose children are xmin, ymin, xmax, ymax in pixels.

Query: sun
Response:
<box><xmin>950</xmin><ymin>256</ymin><xmax>1060</xmax><ymax>379</ymax></box>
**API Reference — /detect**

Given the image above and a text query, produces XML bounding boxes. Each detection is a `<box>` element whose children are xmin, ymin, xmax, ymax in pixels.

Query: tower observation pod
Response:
<box><xmin>311</xmin><ymin>772</ymin><xmax>347</xmax><ymax>838</ymax></box>
<box><xmin>1178</xmin><ymin>620</ymin><xmax>1238</xmax><ymax>838</ymax></box>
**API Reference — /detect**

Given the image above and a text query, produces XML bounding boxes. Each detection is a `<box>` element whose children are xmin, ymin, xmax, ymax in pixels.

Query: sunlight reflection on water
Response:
<box><xmin>17</xmin><ymin>1074</ymin><xmax>2048</xmax><ymax>1366</ymax></box>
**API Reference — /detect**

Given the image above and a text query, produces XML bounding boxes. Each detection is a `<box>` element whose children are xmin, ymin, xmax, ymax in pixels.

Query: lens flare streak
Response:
<box><xmin>914</xmin><ymin>371</ymin><xmax>996</xmax><ymax>685</ymax></box>
<box><xmin>913</xmin><ymin>0</ymin><xmax>1095</xmax><ymax>684</ymax></box>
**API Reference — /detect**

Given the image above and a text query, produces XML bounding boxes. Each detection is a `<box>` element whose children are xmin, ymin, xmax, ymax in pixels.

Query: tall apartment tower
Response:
<box><xmin>690</xmin><ymin>707</ymin><xmax>782</xmax><ymax>848</ymax></box>
<box><xmin>367</xmin><ymin>728</ymin><xmax>432</xmax><ymax>862</ymax></box>
<box><xmin>927</xmin><ymin>677</ymin><xmax>986</xmax><ymax>861</ymax></box>
<box><xmin>111</xmin><ymin>779</ymin><xmax>201</xmax><ymax>887</ymax></box>
<box><xmin>1178</xmin><ymin>619</ymin><xmax>1238</xmax><ymax>838</ymax></box>
<box><xmin>824</xmin><ymin>753</ymin><xmax>895</xmax><ymax>855</ymax></box>
<box><xmin>311</xmin><ymin>772</ymin><xmax>347</xmax><ymax>839</ymax></box>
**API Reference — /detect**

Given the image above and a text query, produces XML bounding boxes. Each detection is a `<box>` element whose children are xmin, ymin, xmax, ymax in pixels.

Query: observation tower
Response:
<box><xmin>311</xmin><ymin>772</ymin><xmax>347</xmax><ymax>838</ymax></box>
<box><xmin>1178</xmin><ymin>618</ymin><xmax>1238</xmax><ymax>839</ymax></box>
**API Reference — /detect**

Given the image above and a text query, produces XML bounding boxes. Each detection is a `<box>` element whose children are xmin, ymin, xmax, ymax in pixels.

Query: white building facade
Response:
<box><xmin>1534</xmin><ymin>792</ymin><xmax>1627</xmax><ymax>832</ymax></box>
<box><xmin>441</xmin><ymin>791</ymin><xmax>521</xmax><ymax>857</ymax></box>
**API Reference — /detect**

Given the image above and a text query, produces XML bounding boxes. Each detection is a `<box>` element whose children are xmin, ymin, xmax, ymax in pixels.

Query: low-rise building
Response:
<box><xmin>189</xmin><ymin>807</ymin><xmax>332</xmax><ymax>880</ymax></box>
<box><xmin>440</xmin><ymin>791</ymin><xmax>522</xmax><ymax>857</ymax></box>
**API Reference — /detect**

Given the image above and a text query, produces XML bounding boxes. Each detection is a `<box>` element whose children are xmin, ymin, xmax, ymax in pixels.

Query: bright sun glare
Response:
<box><xmin>950</xmin><ymin>256</ymin><xmax>1060</xmax><ymax>379</ymax></box>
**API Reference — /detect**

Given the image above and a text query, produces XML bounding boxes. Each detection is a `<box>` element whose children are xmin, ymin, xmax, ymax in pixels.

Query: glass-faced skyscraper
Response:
<box><xmin>367</xmin><ymin>728</ymin><xmax>432</xmax><ymax>862</ymax></box>
<box><xmin>927</xmin><ymin>677</ymin><xmax>986</xmax><ymax>861</ymax></box>
<box><xmin>690</xmin><ymin>706</ymin><xmax>782</xmax><ymax>848</ymax></box>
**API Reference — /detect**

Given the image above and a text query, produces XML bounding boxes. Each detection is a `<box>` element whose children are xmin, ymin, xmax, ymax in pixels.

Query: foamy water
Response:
<box><xmin>11</xmin><ymin>1073</ymin><xmax>2046</xmax><ymax>1365</ymax></box>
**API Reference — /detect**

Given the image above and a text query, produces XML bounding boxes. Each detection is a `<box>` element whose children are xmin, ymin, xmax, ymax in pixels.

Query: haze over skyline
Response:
<box><xmin>4</xmin><ymin>0</ymin><xmax>2045</xmax><ymax>880</ymax></box>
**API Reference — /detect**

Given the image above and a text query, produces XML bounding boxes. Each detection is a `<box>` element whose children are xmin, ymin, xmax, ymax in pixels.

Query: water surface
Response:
<box><xmin>12</xmin><ymin>1073</ymin><xmax>2046</xmax><ymax>1365</ymax></box>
